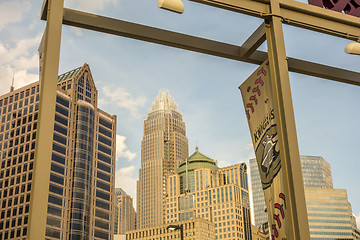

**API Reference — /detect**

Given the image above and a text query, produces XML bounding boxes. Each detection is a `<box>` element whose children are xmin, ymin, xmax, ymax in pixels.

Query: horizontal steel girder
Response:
<box><xmin>58</xmin><ymin>8</ymin><xmax>360</xmax><ymax>86</ymax></box>
<box><xmin>189</xmin><ymin>0</ymin><xmax>360</xmax><ymax>41</ymax></box>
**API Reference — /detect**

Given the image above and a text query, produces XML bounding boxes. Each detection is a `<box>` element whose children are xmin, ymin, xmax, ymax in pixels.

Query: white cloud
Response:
<box><xmin>99</xmin><ymin>87</ymin><xmax>146</xmax><ymax>118</ymax></box>
<box><xmin>356</xmin><ymin>212</ymin><xmax>360</xmax><ymax>228</ymax></box>
<box><xmin>116</xmin><ymin>134</ymin><xmax>136</xmax><ymax>162</ymax></box>
<box><xmin>0</xmin><ymin>1</ymin><xmax>31</xmax><ymax>31</ymax></box>
<box><xmin>0</xmin><ymin>34</ymin><xmax>42</xmax><ymax>95</ymax></box>
<box><xmin>65</xmin><ymin>0</ymin><xmax>118</xmax><ymax>12</ymax></box>
<box><xmin>115</xmin><ymin>165</ymin><xmax>137</xmax><ymax>205</ymax></box>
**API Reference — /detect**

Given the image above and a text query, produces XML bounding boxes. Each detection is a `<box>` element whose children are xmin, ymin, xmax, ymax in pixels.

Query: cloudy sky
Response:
<box><xmin>0</xmin><ymin>0</ymin><xmax>359</xmax><ymax>226</ymax></box>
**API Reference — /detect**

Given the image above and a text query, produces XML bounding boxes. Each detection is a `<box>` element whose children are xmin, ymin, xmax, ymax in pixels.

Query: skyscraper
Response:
<box><xmin>136</xmin><ymin>90</ymin><xmax>188</xmax><ymax>229</ymax></box>
<box><xmin>0</xmin><ymin>64</ymin><xmax>116</xmax><ymax>239</ymax></box>
<box><xmin>114</xmin><ymin>188</ymin><xmax>135</xmax><ymax>235</ymax></box>
<box><xmin>166</xmin><ymin>147</ymin><xmax>252</xmax><ymax>240</ymax></box>
<box><xmin>250</xmin><ymin>155</ymin><xmax>333</xmax><ymax>227</ymax></box>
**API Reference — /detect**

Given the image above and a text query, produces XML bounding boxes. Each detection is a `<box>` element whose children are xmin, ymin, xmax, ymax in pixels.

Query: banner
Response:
<box><xmin>239</xmin><ymin>60</ymin><xmax>287</xmax><ymax>240</ymax></box>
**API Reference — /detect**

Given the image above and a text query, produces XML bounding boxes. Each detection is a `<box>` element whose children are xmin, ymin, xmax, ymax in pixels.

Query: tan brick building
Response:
<box><xmin>165</xmin><ymin>147</ymin><xmax>252</xmax><ymax>240</ymax></box>
<box><xmin>126</xmin><ymin>218</ymin><xmax>215</xmax><ymax>240</ymax></box>
<box><xmin>137</xmin><ymin>90</ymin><xmax>188</xmax><ymax>229</ymax></box>
<box><xmin>115</xmin><ymin>188</ymin><xmax>136</xmax><ymax>234</ymax></box>
<box><xmin>0</xmin><ymin>64</ymin><xmax>116</xmax><ymax>239</ymax></box>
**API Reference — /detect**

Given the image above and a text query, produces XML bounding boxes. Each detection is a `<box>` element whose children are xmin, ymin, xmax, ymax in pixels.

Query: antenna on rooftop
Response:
<box><xmin>10</xmin><ymin>70</ymin><xmax>15</xmax><ymax>92</ymax></box>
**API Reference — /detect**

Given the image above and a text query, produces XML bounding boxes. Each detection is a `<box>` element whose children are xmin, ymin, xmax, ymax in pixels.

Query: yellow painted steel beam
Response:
<box><xmin>265</xmin><ymin>0</ymin><xmax>310</xmax><ymax>237</ymax></box>
<box><xmin>57</xmin><ymin>8</ymin><xmax>360</xmax><ymax>85</ymax></box>
<box><xmin>240</xmin><ymin>22</ymin><xmax>266</xmax><ymax>58</ymax></box>
<box><xmin>28</xmin><ymin>0</ymin><xmax>64</xmax><ymax>239</ymax></box>
<box><xmin>189</xmin><ymin>0</ymin><xmax>360</xmax><ymax>40</ymax></box>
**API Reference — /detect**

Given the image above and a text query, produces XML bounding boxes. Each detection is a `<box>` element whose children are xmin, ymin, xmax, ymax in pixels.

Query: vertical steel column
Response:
<box><xmin>28</xmin><ymin>0</ymin><xmax>64</xmax><ymax>239</ymax></box>
<box><xmin>265</xmin><ymin>0</ymin><xmax>310</xmax><ymax>238</ymax></box>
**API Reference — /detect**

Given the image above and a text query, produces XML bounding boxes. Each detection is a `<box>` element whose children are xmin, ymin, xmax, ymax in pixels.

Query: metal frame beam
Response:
<box><xmin>57</xmin><ymin>8</ymin><xmax>360</xmax><ymax>86</ymax></box>
<box><xmin>240</xmin><ymin>22</ymin><xmax>266</xmax><ymax>58</ymax></box>
<box><xmin>29</xmin><ymin>0</ymin><xmax>64</xmax><ymax>239</ymax></box>
<box><xmin>189</xmin><ymin>0</ymin><xmax>360</xmax><ymax>40</ymax></box>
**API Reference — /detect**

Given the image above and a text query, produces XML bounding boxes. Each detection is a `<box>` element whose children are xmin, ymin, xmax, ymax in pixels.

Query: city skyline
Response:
<box><xmin>0</xmin><ymin>0</ymin><xmax>359</xmax><ymax>227</ymax></box>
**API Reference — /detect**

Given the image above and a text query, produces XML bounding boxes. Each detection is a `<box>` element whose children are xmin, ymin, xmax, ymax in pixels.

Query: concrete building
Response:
<box><xmin>250</xmin><ymin>155</ymin><xmax>333</xmax><ymax>227</ymax></box>
<box><xmin>165</xmin><ymin>147</ymin><xmax>252</xmax><ymax>240</ymax></box>
<box><xmin>125</xmin><ymin>218</ymin><xmax>215</xmax><ymax>240</ymax></box>
<box><xmin>0</xmin><ymin>64</ymin><xmax>116</xmax><ymax>239</ymax></box>
<box><xmin>115</xmin><ymin>188</ymin><xmax>135</xmax><ymax>235</ymax></box>
<box><xmin>136</xmin><ymin>90</ymin><xmax>188</xmax><ymax>229</ymax></box>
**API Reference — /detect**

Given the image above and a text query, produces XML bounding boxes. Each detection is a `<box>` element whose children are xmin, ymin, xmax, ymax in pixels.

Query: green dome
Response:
<box><xmin>177</xmin><ymin>147</ymin><xmax>218</xmax><ymax>175</ymax></box>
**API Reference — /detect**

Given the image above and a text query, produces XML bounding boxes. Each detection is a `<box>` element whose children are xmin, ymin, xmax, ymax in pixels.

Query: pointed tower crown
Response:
<box><xmin>148</xmin><ymin>90</ymin><xmax>179</xmax><ymax>114</ymax></box>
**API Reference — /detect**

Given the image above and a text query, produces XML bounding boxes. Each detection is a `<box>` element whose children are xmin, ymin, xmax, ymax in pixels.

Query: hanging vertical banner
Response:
<box><xmin>239</xmin><ymin>60</ymin><xmax>287</xmax><ymax>240</ymax></box>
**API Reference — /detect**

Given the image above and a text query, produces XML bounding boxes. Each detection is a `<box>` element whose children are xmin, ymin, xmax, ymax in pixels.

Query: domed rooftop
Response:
<box><xmin>115</xmin><ymin>188</ymin><xmax>127</xmax><ymax>196</ymax></box>
<box><xmin>177</xmin><ymin>147</ymin><xmax>218</xmax><ymax>175</ymax></box>
<box><xmin>148</xmin><ymin>90</ymin><xmax>179</xmax><ymax>114</ymax></box>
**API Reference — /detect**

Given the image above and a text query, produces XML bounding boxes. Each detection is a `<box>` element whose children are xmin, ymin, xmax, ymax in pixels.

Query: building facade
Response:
<box><xmin>166</xmin><ymin>148</ymin><xmax>252</xmax><ymax>240</ymax></box>
<box><xmin>250</xmin><ymin>155</ymin><xmax>333</xmax><ymax>227</ymax></box>
<box><xmin>305</xmin><ymin>188</ymin><xmax>359</xmax><ymax>240</ymax></box>
<box><xmin>114</xmin><ymin>188</ymin><xmax>136</xmax><ymax>235</ymax></box>
<box><xmin>0</xmin><ymin>64</ymin><xmax>116</xmax><ymax>239</ymax></box>
<box><xmin>250</xmin><ymin>156</ymin><xmax>359</xmax><ymax>239</ymax></box>
<box><xmin>136</xmin><ymin>90</ymin><xmax>188</xmax><ymax>229</ymax></box>
<box><xmin>126</xmin><ymin>218</ymin><xmax>215</xmax><ymax>240</ymax></box>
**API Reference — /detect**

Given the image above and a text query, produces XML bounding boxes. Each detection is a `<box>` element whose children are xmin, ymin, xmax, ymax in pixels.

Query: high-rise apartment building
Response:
<box><xmin>137</xmin><ymin>90</ymin><xmax>188</xmax><ymax>229</ymax></box>
<box><xmin>166</xmin><ymin>148</ymin><xmax>252</xmax><ymax>240</ymax></box>
<box><xmin>114</xmin><ymin>188</ymin><xmax>135</xmax><ymax>235</ymax></box>
<box><xmin>250</xmin><ymin>155</ymin><xmax>333</xmax><ymax>227</ymax></box>
<box><xmin>0</xmin><ymin>64</ymin><xmax>116</xmax><ymax>240</ymax></box>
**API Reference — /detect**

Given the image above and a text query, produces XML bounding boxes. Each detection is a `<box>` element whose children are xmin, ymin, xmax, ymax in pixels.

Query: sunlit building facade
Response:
<box><xmin>166</xmin><ymin>148</ymin><xmax>252</xmax><ymax>240</ymax></box>
<box><xmin>114</xmin><ymin>188</ymin><xmax>135</xmax><ymax>235</ymax></box>
<box><xmin>0</xmin><ymin>64</ymin><xmax>116</xmax><ymax>240</ymax></box>
<box><xmin>126</xmin><ymin>218</ymin><xmax>215</xmax><ymax>240</ymax></box>
<box><xmin>306</xmin><ymin>188</ymin><xmax>359</xmax><ymax>240</ymax></box>
<box><xmin>137</xmin><ymin>90</ymin><xmax>188</xmax><ymax>229</ymax></box>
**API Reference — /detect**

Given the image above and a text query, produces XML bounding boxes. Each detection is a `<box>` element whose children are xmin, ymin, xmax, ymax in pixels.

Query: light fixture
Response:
<box><xmin>158</xmin><ymin>0</ymin><xmax>184</xmax><ymax>14</ymax></box>
<box><xmin>345</xmin><ymin>42</ymin><xmax>360</xmax><ymax>55</ymax></box>
<box><xmin>167</xmin><ymin>224</ymin><xmax>184</xmax><ymax>240</ymax></box>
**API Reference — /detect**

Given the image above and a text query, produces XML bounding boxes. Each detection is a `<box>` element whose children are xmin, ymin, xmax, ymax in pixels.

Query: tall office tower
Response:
<box><xmin>114</xmin><ymin>188</ymin><xmax>135</xmax><ymax>235</ymax></box>
<box><xmin>305</xmin><ymin>188</ymin><xmax>359</xmax><ymax>240</ymax></box>
<box><xmin>250</xmin><ymin>155</ymin><xmax>333</xmax><ymax>227</ymax></box>
<box><xmin>166</xmin><ymin>148</ymin><xmax>252</xmax><ymax>240</ymax></box>
<box><xmin>136</xmin><ymin>90</ymin><xmax>188</xmax><ymax>229</ymax></box>
<box><xmin>300</xmin><ymin>155</ymin><xmax>333</xmax><ymax>188</ymax></box>
<box><xmin>0</xmin><ymin>64</ymin><xmax>116</xmax><ymax>240</ymax></box>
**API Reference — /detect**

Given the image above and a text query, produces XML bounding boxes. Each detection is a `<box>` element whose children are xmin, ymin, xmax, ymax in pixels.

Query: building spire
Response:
<box><xmin>148</xmin><ymin>90</ymin><xmax>179</xmax><ymax>114</ymax></box>
<box><xmin>10</xmin><ymin>70</ymin><xmax>15</xmax><ymax>92</ymax></box>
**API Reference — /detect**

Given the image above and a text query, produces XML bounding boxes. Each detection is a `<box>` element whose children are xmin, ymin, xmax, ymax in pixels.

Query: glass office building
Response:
<box><xmin>0</xmin><ymin>64</ymin><xmax>116</xmax><ymax>240</ymax></box>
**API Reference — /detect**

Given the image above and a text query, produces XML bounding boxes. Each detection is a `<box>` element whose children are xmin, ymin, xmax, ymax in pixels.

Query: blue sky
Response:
<box><xmin>0</xmin><ymin>0</ymin><xmax>359</xmax><ymax>226</ymax></box>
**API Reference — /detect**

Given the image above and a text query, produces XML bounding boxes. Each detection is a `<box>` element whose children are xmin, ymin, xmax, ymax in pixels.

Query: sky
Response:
<box><xmin>0</xmin><ymin>0</ymin><xmax>359</xmax><ymax>227</ymax></box>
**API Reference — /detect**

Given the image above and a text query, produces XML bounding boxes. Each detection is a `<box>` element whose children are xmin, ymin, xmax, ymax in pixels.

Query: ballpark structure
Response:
<box><xmin>0</xmin><ymin>64</ymin><xmax>116</xmax><ymax>239</ymax></box>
